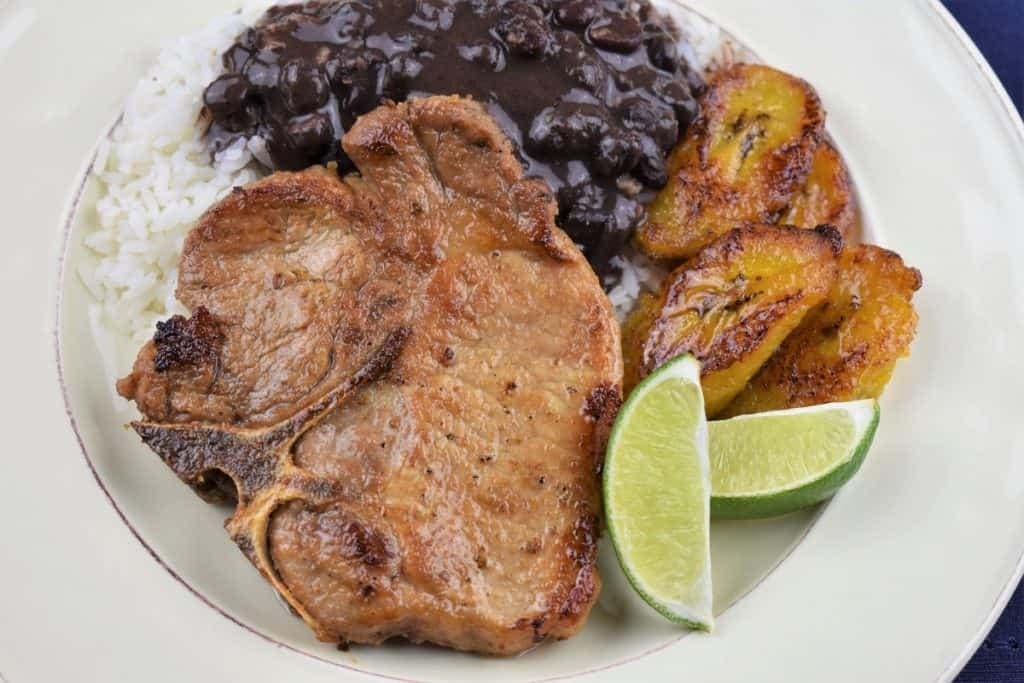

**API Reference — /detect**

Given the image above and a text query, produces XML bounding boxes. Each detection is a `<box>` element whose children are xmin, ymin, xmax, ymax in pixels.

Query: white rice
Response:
<box><xmin>82</xmin><ymin>2</ymin><xmax>273</xmax><ymax>346</ymax></box>
<box><xmin>80</xmin><ymin>2</ymin><xmax>743</xmax><ymax>344</ymax></box>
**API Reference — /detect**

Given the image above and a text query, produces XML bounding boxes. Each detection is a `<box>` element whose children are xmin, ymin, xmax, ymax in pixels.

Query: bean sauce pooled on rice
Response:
<box><xmin>202</xmin><ymin>0</ymin><xmax>705</xmax><ymax>278</ymax></box>
<box><xmin>83</xmin><ymin>2</ymin><xmax>734</xmax><ymax>345</ymax></box>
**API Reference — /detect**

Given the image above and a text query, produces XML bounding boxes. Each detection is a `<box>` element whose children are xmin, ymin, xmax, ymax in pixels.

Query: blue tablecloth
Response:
<box><xmin>944</xmin><ymin>3</ymin><xmax>1023</xmax><ymax>680</ymax></box>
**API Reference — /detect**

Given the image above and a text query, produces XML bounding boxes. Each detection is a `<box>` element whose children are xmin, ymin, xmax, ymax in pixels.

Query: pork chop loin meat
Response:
<box><xmin>117</xmin><ymin>96</ymin><xmax>623</xmax><ymax>655</ymax></box>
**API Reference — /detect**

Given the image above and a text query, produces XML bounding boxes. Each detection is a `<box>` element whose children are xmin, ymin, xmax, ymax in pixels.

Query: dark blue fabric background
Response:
<box><xmin>943</xmin><ymin>2</ymin><xmax>1023</xmax><ymax>680</ymax></box>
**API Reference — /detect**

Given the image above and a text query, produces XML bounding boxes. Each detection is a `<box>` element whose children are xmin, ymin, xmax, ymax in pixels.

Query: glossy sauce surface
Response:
<box><xmin>203</xmin><ymin>0</ymin><xmax>703</xmax><ymax>277</ymax></box>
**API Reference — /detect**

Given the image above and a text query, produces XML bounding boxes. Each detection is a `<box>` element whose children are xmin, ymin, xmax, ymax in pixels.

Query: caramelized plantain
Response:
<box><xmin>780</xmin><ymin>140</ymin><xmax>858</xmax><ymax>240</ymax></box>
<box><xmin>621</xmin><ymin>291</ymin><xmax>662</xmax><ymax>393</ymax></box>
<box><xmin>626</xmin><ymin>223</ymin><xmax>842</xmax><ymax>414</ymax></box>
<box><xmin>724</xmin><ymin>244</ymin><xmax>921</xmax><ymax>416</ymax></box>
<box><xmin>638</xmin><ymin>64</ymin><xmax>825</xmax><ymax>260</ymax></box>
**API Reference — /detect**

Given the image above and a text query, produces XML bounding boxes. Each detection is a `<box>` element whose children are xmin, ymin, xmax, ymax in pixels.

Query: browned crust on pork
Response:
<box><xmin>117</xmin><ymin>96</ymin><xmax>620</xmax><ymax>655</ymax></box>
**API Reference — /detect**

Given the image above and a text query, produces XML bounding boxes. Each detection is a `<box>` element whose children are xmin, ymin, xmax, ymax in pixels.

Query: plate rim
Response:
<box><xmin>46</xmin><ymin>1</ymin><xmax>1024</xmax><ymax>680</ymax></box>
<box><xmin>921</xmin><ymin>1</ymin><xmax>1024</xmax><ymax>678</ymax></box>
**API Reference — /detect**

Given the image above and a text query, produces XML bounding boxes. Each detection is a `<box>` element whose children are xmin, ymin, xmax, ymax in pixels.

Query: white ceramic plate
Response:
<box><xmin>1</xmin><ymin>1</ymin><xmax>1022</xmax><ymax>681</ymax></box>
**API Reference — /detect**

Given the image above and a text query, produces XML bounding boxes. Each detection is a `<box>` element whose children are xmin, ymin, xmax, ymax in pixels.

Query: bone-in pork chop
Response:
<box><xmin>117</xmin><ymin>96</ymin><xmax>622</xmax><ymax>655</ymax></box>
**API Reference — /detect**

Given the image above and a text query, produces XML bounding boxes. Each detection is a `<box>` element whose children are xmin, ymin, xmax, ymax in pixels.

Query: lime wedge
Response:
<box><xmin>710</xmin><ymin>399</ymin><xmax>880</xmax><ymax>519</ymax></box>
<box><xmin>603</xmin><ymin>354</ymin><xmax>712</xmax><ymax>630</ymax></box>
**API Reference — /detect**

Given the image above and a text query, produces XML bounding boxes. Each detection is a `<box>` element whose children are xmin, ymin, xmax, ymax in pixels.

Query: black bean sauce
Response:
<box><xmin>203</xmin><ymin>0</ymin><xmax>703</xmax><ymax>278</ymax></box>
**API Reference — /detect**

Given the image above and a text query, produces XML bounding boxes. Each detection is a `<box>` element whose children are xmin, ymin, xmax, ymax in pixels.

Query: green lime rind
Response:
<box><xmin>603</xmin><ymin>354</ymin><xmax>713</xmax><ymax>631</ymax></box>
<box><xmin>710</xmin><ymin>400</ymin><xmax>880</xmax><ymax>520</ymax></box>
<box><xmin>628</xmin><ymin>583</ymin><xmax>712</xmax><ymax>632</ymax></box>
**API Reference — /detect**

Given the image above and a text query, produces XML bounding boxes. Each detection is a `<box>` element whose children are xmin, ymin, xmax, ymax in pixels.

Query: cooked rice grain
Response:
<box><xmin>81</xmin><ymin>1</ymin><xmax>740</xmax><ymax>344</ymax></box>
<box><xmin>82</xmin><ymin>3</ymin><xmax>271</xmax><ymax>346</ymax></box>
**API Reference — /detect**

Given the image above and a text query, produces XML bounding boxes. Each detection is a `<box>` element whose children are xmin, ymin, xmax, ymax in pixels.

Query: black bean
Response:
<box><xmin>243</xmin><ymin>59</ymin><xmax>277</xmax><ymax>91</ymax></box>
<box><xmin>556</xmin><ymin>28</ymin><xmax>586</xmax><ymax>55</ymax></box>
<box><xmin>323</xmin><ymin>55</ymin><xmax>349</xmax><ymax>90</ymax></box>
<box><xmin>684</xmin><ymin>65</ymin><xmax>706</xmax><ymax>94</ymax></box>
<box><xmin>559</xmin><ymin>183</ymin><xmax>640</xmax><ymax>262</ymax></box>
<box><xmin>617</xmin><ymin>65</ymin><xmax>658</xmax><ymax>91</ymax></box>
<box><xmin>382</xmin><ymin>53</ymin><xmax>424</xmax><ymax>98</ymax></box>
<box><xmin>204</xmin><ymin>74</ymin><xmax>250</xmax><ymax>117</ymax></box>
<box><xmin>339</xmin><ymin>78</ymin><xmax>377</xmax><ymax>118</ymax></box>
<box><xmin>655</xmin><ymin>78</ymin><xmax>699</xmax><ymax>127</ymax></box>
<box><xmin>341</xmin><ymin>48</ymin><xmax>387</xmax><ymax>79</ymax></box>
<box><xmin>497</xmin><ymin>1</ymin><xmax>551</xmax><ymax>57</ymax></box>
<box><xmin>559</xmin><ymin>183</ymin><xmax>606</xmax><ymax>242</ymax></box>
<box><xmin>634</xmin><ymin>135</ymin><xmax>668</xmax><ymax>188</ymax></box>
<box><xmin>587</xmin><ymin>13</ymin><xmax>642</xmax><ymax>52</ymax></box>
<box><xmin>279</xmin><ymin>61</ymin><xmax>329</xmax><ymax>113</ymax></box>
<box><xmin>645</xmin><ymin>33</ymin><xmax>678</xmax><ymax>72</ymax></box>
<box><xmin>264</xmin><ymin>125</ymin><xmax>294</xmax><ymax>169</ymax></box>
<box><xmin>593</xmin><ymin>132</ymin><xmax>642</xmax><ymax>176</ymax></box>
<box><xmin>654</xmin><ymin>116</ymin><xmax>680</xmax><ymax>149</ymax></box>
<box><xmin>286</xmin><ymin>113</ymin><xmax>335</xmax><ymax>152</ymax></box>
<box><xmin>559</xmin><ymin>180</ymin><xmax>602</xmax><ymax>212</ymax></box>
<box><xmin>674</xmin><ymin>94</ymin><xmax>698</xmax><ymax>127</ymax></box>
<box><xmin>567</xmin><ymin>55</ymin><xmax>607</xmax><ymax>93</ymax></box>
<box><xmin>216</xmin><ymin>107</ymin><xmax>258</xmax><ymax>134</ymax></box>
<box><xmin>329</xmin><ymin>50</ymin><xmax>383</xmax><ymax>107</ymax></box>
<box><xmin>528</xmin><ymin>102</ymin><xmax>610</xmax><ymax>155</ymax></box>
<box><xmin>555</xmin><ymin>0</ymin><xmax>602</xmax><ymax>29</ymax></box>
<box><xmin>621</xmin><ymin>97</ymin><xmax>678</xmax><ymax>148</ymax></box>
<box><xmin>333</xmin><ymin>2</ymin><xmax>373</xmax><ymax>40</ymax></box>
<box><xmin>223</xmin><ymin>45</ymin><xmax>254</xmax><ymax>73</ymax></box>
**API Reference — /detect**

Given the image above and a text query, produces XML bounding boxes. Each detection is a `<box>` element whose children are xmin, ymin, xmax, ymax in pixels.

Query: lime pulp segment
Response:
<box><xmin>709</xmin><ymin>399</ymin><xmax>879</xmax><ymax>519</ymax></box>
<box><xmin>603</xmin><ymin>354</ymin><xmax>713</xmax><ymax>630</ymax></box>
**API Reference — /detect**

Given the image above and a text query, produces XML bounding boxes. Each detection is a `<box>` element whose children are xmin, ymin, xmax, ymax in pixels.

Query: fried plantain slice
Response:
<box><xmin>638</xmin><ymin>64</ymin><xmax>825</xmax><ymax>260</ymax></box>
<box><xmin>626</xmin><ymin>223</ymin><xmax>842</xmax><ymax>414</ymax></box>
<box><xmin>724</xmin><ymin>244</ymin><xmax>922</xmax><ymax>416</ymax></box>
<box><xmin>621</xmin><ymin>290</ymin><xmax>662</xmax><ymax>393</ymax></box>
<box><xmin>779</xmin><ymin>140</ymin><xmax>858</xmax><ymax>240</ymax></box>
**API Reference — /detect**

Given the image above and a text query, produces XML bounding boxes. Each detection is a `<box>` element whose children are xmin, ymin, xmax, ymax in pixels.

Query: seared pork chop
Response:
<box><xmin>117</xmin><ymin>96</ymin><xmax>622</xmax><ymax>654</ymax></box>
